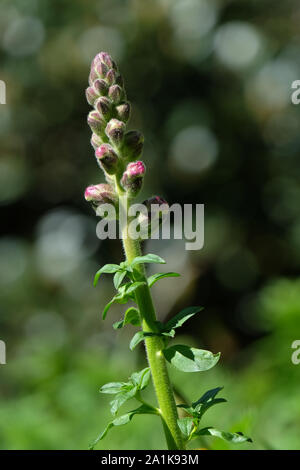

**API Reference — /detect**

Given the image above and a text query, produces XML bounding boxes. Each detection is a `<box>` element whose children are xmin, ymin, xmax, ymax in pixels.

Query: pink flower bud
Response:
<box><xmin>95</xmin><ymin>144</ymin><xmax>119</xmax><ymax>175</ymax></box>
<box><xmin>85</xmin><ymin>86</ymin><xmax>98</xmax><ymax>106</ymax></box>
<box><xmin>121</xmin><ymin>161</ymin><xmax>146</xmax><ymax>196</ymax></box>
<box><xmin>115</xmin><ymin>102</ymin><xmax>131</xmax><ymax>123</ymax></box>
<box><xmin>93</xmin><ymin>78</ymin><xmax>108</xmax><ymax>96</ymax></box>
<box><xmin>95</xmin><ymin>62</ymin><xmax>108</xmax><ymax>79</ymax></box>
<box><xmin>95</xmin><ymin>96</ymin><xmax>111</xmax><ymax>119</ymax></box>
<box><xmin>108</xmin><ymin>85</ymin><xmax>123</xmax><ymax>104</ymax></box>
<box><xmin>90</xmin><ymin>133</ymin><xmax>102</xmax><ymax>150</ymax></box>
<box><xmin>88</xmin><ymin>68</ymin><xmax>98</xmax><ymax>86</ymax></box>
<box><xmin>98</xmin><ymin>52</ymin><xmax>114</xmax><ymax>69</ymax></box>
<box><xmin>106</xmin><ymin>68</ymin><xmax>117</xmax><ymax>86</ymax></box>
<box><xmin>87</xmin><ymin>110</ymin><xmax>106</xmax><ymax>135</ymax></box>
<box><xmin>127</xmin><ymin>161</ymin><xmax>146</xmax><ymax>178</ymax></box>
<box><xmin>105</xmin><ymin>119</ymin><xmax>126</xmax><ymax>146</ymax></box>
<box><xmin>84</xmin><ymin>183</ymin><xmax>117</xmax><ymax>205</ymax></box>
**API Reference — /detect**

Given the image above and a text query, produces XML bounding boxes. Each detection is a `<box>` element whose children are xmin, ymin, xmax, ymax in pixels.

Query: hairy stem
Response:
<box><xmin>118</xmin><ymin>193</ymin><xmax>184</xmax><ymax>450</ymax></box>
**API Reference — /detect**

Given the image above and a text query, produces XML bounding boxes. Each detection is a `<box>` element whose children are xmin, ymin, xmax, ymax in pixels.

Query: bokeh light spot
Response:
<box><xmin>35</xmin><ymin>209</ymin><xmax>99</xmax><ymax>280</ymax></box>
<box><xmin>2</xmin><ymin>16</ymin><xmax>45</xmax><ymax>56</ymax></box>
<box><xmin>169</xmin><ymin>125</ymin><xmax>218</xmax><ymax>174</ymax></box>
<box><xmin>214</xmin><ymin>21</ymin><xmax>262</xmax><ymax>69</ymax></box>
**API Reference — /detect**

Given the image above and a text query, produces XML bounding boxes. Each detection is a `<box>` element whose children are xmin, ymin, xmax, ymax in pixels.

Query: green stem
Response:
<box><xmin>118</xmin><ymin>192</ymin><xmax>184</xmax><ymax>450</ymax></box>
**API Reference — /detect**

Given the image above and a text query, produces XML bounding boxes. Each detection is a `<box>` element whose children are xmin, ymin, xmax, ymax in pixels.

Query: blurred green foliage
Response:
<box><xmin>0</xmin><ymin>0</ymin><xmax>300</xmax><ymax>450</ymax></box>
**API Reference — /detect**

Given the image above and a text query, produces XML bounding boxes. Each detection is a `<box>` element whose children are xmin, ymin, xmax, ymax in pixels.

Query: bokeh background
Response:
<box><xmin>0</xmin><ymin>0</ymin><xmax>300</xmax><ymax>450</ymax></box>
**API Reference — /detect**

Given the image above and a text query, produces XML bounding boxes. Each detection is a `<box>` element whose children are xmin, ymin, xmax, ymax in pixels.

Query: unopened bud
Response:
<box><xmin>95</xmin><ymin>61</ymin><xmax>108</xmax><ymax>79</ymax></box>
<box><xmin>97</xmin><ymin>52</ymin><xmax>115</xmax><ymax>69</ymax></box>
<box><xmin>93</xmin><ymin>78</ymin><xmax>108</xmax><ymax>96</ymax></box>
<box><xmin>122</xmin><ymin>130</ymin><xmax>144</xmax><ymax>161</ymax></box>
<box><xmin>95</xmin><ymin>144</ymin><xmax>119</xmax><ymax>174</ymax></box>
<box><xmin>91</xmin><ymin>133</ymin><xmax>102</xmax><ymax>150</ymax></box>
<box><xmin>88</xmin><ymin>110</ymin><xmax>106</xmax><ymax>135</ymax></box>
<box><xmin>88</xmin><ymin>68</ymin><xmax>98</xmax><ymax>87</ymax></box>
<box><xmin>121</xmin><ymin>161</ymin><xmax>146</xmax><ymax>196</ymax></box>
<box><xmin>95</xmin><ymin>96</ymin><xmax>111</xmax><ymax>120</ymax></box>
<box><xmin>105</xmin><ymin>119</ymin><xmax>126</xmax><ymax>146</ymax></box>
<box><xmin>84</xmin><ymin>183</ymin><xmax>117</xmax><ymax>206</ymax></box>
<box><xmin>106</xmin><ymin>69</ymin><xmax>117</xmax><ymax>86</ymax></box>
<box><xmin>108</xmin><ymin>85</ymin><xmax>123</xmax><ymax>104</ymax></box>
<box><xmin>86</xmin><ymin>86</ymin><xmax>98</xmax><ymax>106</ymax></box>
<box><xmin>138</xmin><ymin>196</ymin><xmax>169</xmax><ymax>239</ymax></box>
<box><xmin>143</xmin><ymin>196</ymin><xmax>169</xmax><ymax>217</ymax></box>
<box><xmin>116</xmin><ymin>102</ymin><xmax>131</xmax><ymax>122</ymax></box>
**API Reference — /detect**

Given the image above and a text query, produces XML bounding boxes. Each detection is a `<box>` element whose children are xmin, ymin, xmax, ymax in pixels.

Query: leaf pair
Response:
<box><xmin>177</xmin><ymin>387</ymin><xmax>226</xmax><ymax>419</ymax></box>
<box><xmin>177</xmin><ymin>387</ymin><xmax>252</xmax><ymax>445</ymax></box>
<box><xmin>129</xmin><ymin>306</ymin><xmax>204</xmax><ymax>351</ymax></box>
<box><xmin>94</xmin><ymin>254</ymin><xmax>171</xmax><ymax>320</ymax></box>
<box><xmin>94</xmin><ymin>253</ymin><xmax>167</xmax><ymax>288</ymax></box>
<box><xmin>102</xmin><ymin>281</ymin><xmax>145</xmax><ymax>319</ymax></box>
<box><xmin>128</xmin><ymin>306</ymin><xmax>220</xmax><ymax>373</ymax></box>
<box><xmin>99</xmin><ymin>367</ymin><xmax>151</xmax><ymax>416</ymax></box>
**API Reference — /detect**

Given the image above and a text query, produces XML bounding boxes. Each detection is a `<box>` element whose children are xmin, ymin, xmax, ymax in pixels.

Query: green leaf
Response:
<box><xmin>110</xmin><ymin>387</ymin><xmax>137</xmax><ymax>415</ymax></box>
<box><xmin>113</xmin><ymin>270</ymin><xmax>127</xmax><ymax>289</ymax></box>
<box><xmin>163</xmin><ymin>345</ymin><xmax>220</xmax><ymax>373</ymax></box>
<box><xmin>197</xmin><ymin>398</ymin><xmax>227</xmax><ymax>418</ymax></box>
<box><xmin>102</xmin><ymin>295</ymin><xmax>128</xmax><ymax>319</ymax></box>
<box><xmin>192</xmin><ymin>387</ymin><xmax>223</xmax><ymax>406</ymax></box>
<box><xmin>102</xmin><ymin>299</ymin><xmax>117</xmax><ymax>320</ymax></box>
<box><xmin>89</xmin><ymin>404</ymin><xmax>158</xmax><ymax>449</ymax></box>
<box><xmin>129</xmin><ymin>331</ymin><xmax>145</xmax><ymax>350</ymax></box>
<box><xmin>94</xmin><ymin>264</ymin><xmax>120</xmax><ymax>286</ymax></box>
<box><xmin>177</xmin><ymin>417</ymin><xmax>194</xmax><ymax>439</ymax></box>
<box><xmin>125</xmin><ymin>281</ymin><xmax>146</xmax><ymax>296</ymax></box>
<box><xmin>130</xmin><ymin>367</ymin><xmax>151</xmax><ymax>390</ymax></box>
<box><xmin>129</xmin><ymin>331</ymin><xmax>157</xmax><ymax>350</ymax></box>
<box><xmin>113</xmin><ymin>307</ymin><xmax>141</xmax><ymax>330</ymax></box>
<box><xmin>147</xmin><ymin>272</ymin><xmax>180</xmax><ymax>288</ymax></box>
<box><xmin>191</xmin><ymin>387</ymin><xmax>226</xmax><ymax>414</ymax></box>
<box><xmin>99</xmin><ymin>382</ymin><xmax>127</xmax><ymax>394</ymax></box>
<box><xmin>100</xmin><ymin>368</ymin><xmax>152</xmax><ymax>416</ymax></box>
<box><xmin>102</xmin><ymin>282</ymin><xmax>145</xmax><ymax>320</ymax></box>
<box><xmin>195</xmin><ymin>427</ymin><xmax>252</xmax><ymax>444</ymax></box>
<box><xmin>165</xmin><ymin>306</ymin><xmax>203</xmax><ymax>331</ymax></box>
<box><xmin>131</xmin><ymin>254</ymin><xmax>166</xmax><ymax>267</ymax></box>
<box><xmin>177</xmin><ymin>388</ymin><xmax>227</xmax><ymax>420</ymax></box>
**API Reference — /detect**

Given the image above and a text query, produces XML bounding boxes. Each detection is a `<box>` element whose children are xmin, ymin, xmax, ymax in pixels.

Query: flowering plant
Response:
<box><xmin>85</xmin><ymin>52</ymin><xmax>251</xmax><ymax>450</ymax></box>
